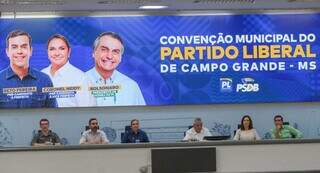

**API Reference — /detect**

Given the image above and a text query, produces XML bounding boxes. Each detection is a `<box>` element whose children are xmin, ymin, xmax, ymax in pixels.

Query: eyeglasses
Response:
<box><xmin>91</xmin><ymin>122</ymin><xmax>98</xmax><ymax>125</ymax></box>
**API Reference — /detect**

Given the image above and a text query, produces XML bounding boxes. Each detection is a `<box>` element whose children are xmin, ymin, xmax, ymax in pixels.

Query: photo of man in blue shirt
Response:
<box><xmin>0</xmin><ymin>30</ymin><xmax>57</xmax><ymax>108</ymax></box>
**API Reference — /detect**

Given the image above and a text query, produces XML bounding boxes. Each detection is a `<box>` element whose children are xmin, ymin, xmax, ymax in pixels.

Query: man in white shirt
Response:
<box><xmin>183</xmin><ymin>118</ymin><xmax>212</xmax><ymax>141</ymax></box>
<box><xmin>79</xmin><ymin>118</ymin><xmax>109</xmax><ymax>145</ymax></box>
<box><xmin>85</xmin><ymin>32</ymin><xmax>145</xmax><ymax>106</ymax></box>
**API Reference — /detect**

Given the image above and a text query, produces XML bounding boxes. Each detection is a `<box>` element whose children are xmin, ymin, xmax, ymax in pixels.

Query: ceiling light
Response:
<box><xmin>139</xmin><ymin>5</ymin><xmax>168</xmax><ymax>9</ymax></box>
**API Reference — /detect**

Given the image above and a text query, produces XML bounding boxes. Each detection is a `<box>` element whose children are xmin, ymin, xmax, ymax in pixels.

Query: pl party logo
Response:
<box><xmin>220</xmin><ymin>78</ymin><xmax>233</xmax><ymax>92</ymax></box>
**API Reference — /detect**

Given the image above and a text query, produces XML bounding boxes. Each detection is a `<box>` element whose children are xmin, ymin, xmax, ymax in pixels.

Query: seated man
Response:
<box><xmin>271</xmin><ymin>115</ymin><xmax>303</xmax><ymax>139</ymax></box>
<box><xmin>183</xmin><ymin>117</ymin><xmax>212</xmax><ymax>141</ymax></box>
<box><xmin>121</xmin><ymin>119</ymin><xmax>149</xmax><ymax>143</ymax></box>
<box><xmin>80</xmin><ymin>118</ymin><xmax>109</xmax><ymax>144</ymax></box>
<box><xmin>31</xmin><ymin>118</ymin><xmax>61</xmax><ymax>146</ymax></box>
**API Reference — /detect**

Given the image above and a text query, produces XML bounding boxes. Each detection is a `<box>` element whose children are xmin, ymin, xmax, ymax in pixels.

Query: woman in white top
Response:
<box><xmin>42</xmin><ymin>34</ymin><xmax>95</xmax><ymax>107</ymax></box>
<box><xmin>233</xmin><ymin>115</ymin><xmax>260</xmax><ymax>141</ymax></box>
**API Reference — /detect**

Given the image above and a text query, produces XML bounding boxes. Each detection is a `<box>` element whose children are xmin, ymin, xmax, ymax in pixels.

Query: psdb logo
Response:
<box><xmin>220</xmin><ymin>78</ymin><xmax>233</xmax><ymax>92</ymax></box>
<box><xmin>236</xmin><ymin>78</ymin><xmax>259</xmax><ymax>92</ymax></box>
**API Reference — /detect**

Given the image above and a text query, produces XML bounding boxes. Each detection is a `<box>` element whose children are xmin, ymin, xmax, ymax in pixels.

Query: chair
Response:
<box><xmin>125</xmin><ymin>125</ymin><xmax>131</xmax><ymax>132</ymax></box>
<box><xmin>233</xmin><ymin>124</ymin><xmax>241</xmax><ymax>136</ymax></box>
<box><xmin>184</xmin><ymin>125</ymin><xmax>193</xmax><ymax>136</ymax></box>
<box><xmin>121</xmin><ymin>125</ymin><xmax>131</xmax><ymax>142</ymax></box>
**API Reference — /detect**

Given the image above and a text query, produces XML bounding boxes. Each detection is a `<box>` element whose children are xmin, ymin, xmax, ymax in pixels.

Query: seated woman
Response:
<box><xmin>233</xmin><ymin>115</ymin><xmax>260</xmax><ymax>141</ymax></box>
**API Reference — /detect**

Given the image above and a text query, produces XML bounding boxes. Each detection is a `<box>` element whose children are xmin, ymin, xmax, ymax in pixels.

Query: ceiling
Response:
<box><xmin>1</xmin><ymin>0</ymin><xmax>320</xmax><ymax>13</ymax></box>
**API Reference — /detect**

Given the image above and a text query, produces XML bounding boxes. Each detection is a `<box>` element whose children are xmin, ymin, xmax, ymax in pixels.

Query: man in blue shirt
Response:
<box><xmin>0</xmin><ymin>30</ymin><xmax>57</xmax><ymax>108</ymax></box>
<box><xmin>122</xmin><ymin>119</ymin><xmax>149</xmax><ymax>143</ymax></box>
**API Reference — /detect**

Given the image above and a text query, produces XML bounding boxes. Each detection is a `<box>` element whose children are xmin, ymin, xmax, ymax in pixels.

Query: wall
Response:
<box><xmin>0</xmin><ymin>102</ymin><xmax>319</xmax><ymax>146</ymax></box>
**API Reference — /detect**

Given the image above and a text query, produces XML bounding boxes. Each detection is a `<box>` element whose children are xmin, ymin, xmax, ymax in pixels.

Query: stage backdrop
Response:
<box><xmin>0</xmin><ymin>13</ymin><xmax>320</xmax><ymax>108</ymax></box>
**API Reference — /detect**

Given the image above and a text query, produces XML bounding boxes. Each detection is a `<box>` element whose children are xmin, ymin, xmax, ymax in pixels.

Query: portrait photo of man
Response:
<box><xmin>85</xmin><ymin>31</ymin><xmax>145</xmax><ymax>106</ymax></box>
<box><xmin>0</xmin><ymin>30</ymin><xmax>57</xmax><ymax>108</ymax></box>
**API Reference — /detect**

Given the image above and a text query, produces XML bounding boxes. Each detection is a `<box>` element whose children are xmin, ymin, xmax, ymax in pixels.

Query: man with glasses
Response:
<box><xmin>183</xmin><ymin>117</ymin><xmax>212</xmax><ymax>141</ymax></box>
<box><xmin>79</xmin><ymin>118</ymin><xmax>109</xmax><ymax>144</ymax></box>
<box><xmin>31</xmin><ymin>119</ymin><xmax>61</xmax><ymax>146</ymax></box>
<box><xmin>85</xmin><ymin>32</ymin><xmax>145</xmax><ymax>106</ymax></box>
<box><xmin>271</xmin><ymin>114</ymin><xmax>303</xmax><ymax>139</ymax></box>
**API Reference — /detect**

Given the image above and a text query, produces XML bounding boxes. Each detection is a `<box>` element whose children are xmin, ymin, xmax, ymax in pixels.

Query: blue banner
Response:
<box><xmin>0</xmin><ymin>13</ymin><xmax>319</xmax><ymax>108</ymax></box>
